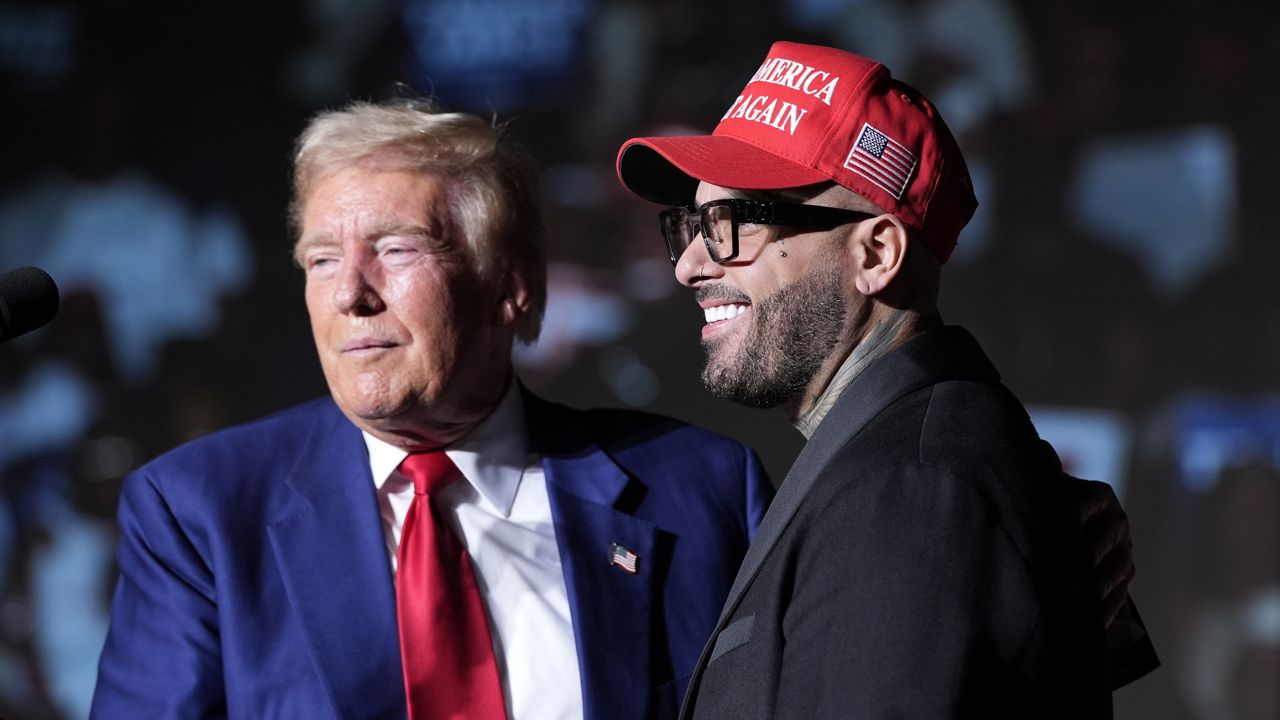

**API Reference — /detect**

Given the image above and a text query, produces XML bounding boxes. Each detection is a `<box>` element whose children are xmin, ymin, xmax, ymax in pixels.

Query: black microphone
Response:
<box><xmin>0</xmin><ymin>266</ymin><xmax>60</xmax><ymax>343</ymax></box>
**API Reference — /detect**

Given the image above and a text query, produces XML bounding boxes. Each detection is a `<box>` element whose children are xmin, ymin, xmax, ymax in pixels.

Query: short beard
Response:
<box><xmin>701</xmin><ymin>266</ymin><xmax>846</xmax><ymax>409</ymax></box>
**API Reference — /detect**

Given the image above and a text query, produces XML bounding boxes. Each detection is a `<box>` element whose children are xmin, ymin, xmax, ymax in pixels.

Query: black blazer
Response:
<box><xmin>681</xmin><ymin>326</ymin><xmax>1157</xmax><ymax>719</ymax></box>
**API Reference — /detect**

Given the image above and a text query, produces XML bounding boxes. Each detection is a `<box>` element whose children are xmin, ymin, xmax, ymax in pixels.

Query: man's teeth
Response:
<box><xmin>704</xmin><ymin>303</ymin><xmax>749</xmax><ymax>324</ymax></box>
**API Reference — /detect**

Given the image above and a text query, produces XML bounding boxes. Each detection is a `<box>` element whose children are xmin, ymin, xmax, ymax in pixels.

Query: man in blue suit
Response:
<box><xmin>91</xmin><ymin>100</ymin><xmax>772</xmax><ymax>719</ymax></box>
<box><xmin>93</xmin><ymin>98</ymin><xmax>1134</xmax><ymax>719</ymax></box>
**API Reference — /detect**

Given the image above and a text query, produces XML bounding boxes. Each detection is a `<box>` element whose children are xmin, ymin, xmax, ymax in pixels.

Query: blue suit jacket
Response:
<box><xmin>91</xmin><ymin>392</ymin><xmax>772</xmax><ymax>719</ymax></box>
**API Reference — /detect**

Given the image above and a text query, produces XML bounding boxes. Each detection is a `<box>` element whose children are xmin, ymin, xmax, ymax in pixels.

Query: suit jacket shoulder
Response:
<box><xmin>525</xmin><ymin>393</ymin><xmax>772</xmax><ymax>544</ymax></box>
<box><xmin>132</xmin><ymin>397</ymin><xmax>350</xmax><ymax>520</ymax></box>
<box><xmin>93</xmin><ymin>397</ymin><xmax>402</xmax><ymax>720</ymax></box>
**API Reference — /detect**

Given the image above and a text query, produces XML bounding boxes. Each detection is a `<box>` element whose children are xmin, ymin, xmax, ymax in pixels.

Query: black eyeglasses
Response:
<box><xmin>659</xmin><ymin>199</ymin><xmax>877</xmax><ymax>265</ymax></box>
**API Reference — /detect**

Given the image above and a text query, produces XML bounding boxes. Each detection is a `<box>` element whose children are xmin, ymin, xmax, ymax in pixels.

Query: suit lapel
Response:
<box><xmin>267</xmin><ymin>407</ymin><xmax>406</xmax><ymax>719</ymax></box>
<box><xmin>527</xmin><ymin>393</ymin><xmax>658</xmax><ymax>720</ymax></box>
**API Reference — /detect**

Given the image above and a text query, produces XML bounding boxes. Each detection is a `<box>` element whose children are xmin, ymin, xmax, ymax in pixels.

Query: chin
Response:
<box><xmin>330</xmin><ymin>385</ymin><xmax>407</xmax><ymax>421</ymax></box>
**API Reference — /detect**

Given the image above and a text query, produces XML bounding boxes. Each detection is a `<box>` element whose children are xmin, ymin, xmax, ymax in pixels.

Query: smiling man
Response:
<box><xmin>90</xmin><ymin>100</ymin><xmax>773</xmax><ymax>720</ymax></box>
<box><xmin>617</xmin><ymin>42</ymin><xmax>1158</xmax><ymax>718</ymax></box>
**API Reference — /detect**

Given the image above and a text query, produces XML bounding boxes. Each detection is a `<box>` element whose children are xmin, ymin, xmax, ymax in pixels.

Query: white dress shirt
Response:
<box><xmin>363</xmin><ymin>381</ymin><xmax>583</xmax><ymax>720</ymax></box>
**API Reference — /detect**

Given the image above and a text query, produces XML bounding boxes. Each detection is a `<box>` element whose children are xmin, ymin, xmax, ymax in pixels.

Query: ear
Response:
<box><xmin>495</xmin><ymin>269</ymin><xmax>532</xmax><ymax>328</ymax></box>
<box><xmin>849</xmin><ymin>214</ymin><xmax>910</xmax><ymax>297</ymax></box>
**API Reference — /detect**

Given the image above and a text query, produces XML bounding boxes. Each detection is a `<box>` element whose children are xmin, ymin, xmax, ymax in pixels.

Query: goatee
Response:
<box><xmin>701</xmin><ymin>267</ymin><xmax>846</xmax><ymax>408</ymax></box>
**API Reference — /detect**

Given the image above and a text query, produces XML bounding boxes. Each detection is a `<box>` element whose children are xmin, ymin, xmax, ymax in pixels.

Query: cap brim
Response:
<box><xmin>616</xmin><ymin>135</ymin><xmax>830</xmax><ymax>206</ymax></box>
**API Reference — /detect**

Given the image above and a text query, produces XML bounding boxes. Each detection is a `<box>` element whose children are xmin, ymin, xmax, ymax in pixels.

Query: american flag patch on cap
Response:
<box><xmin>844</xmin><ymin>123</ymin><xmax>918</xmax><ymax>200</ymax></box>
<box><xmin>609</xmin><ymin>543</ymin><xmax>638</xmax><ymax>574</ymax></box>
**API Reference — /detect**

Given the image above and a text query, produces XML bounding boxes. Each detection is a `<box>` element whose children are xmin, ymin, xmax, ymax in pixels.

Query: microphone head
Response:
<box><xmin>0</xmin><ymin>266</ymin><xmax>60</xmax><ymax>343</ymax></box>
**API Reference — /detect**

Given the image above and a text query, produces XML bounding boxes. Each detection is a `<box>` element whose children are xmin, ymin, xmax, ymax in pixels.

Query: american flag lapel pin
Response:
<box><xmin>610</xmin><ymin>543</ymin><xmax>639</xmax><ymax>574</ymax></box>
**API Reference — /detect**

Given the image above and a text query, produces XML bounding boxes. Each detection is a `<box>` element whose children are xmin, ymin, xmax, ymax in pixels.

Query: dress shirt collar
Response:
<box><xmin>362</xmin><ymin>379</ymin><xmax>529</xmax><ymax>517</ymax></box>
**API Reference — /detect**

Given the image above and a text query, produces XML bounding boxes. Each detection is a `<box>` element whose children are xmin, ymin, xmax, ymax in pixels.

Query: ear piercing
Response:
<box><xmin>780</xmin><ymin>250</ymin><xmax>788</xmax><ymax>257</ymax></box>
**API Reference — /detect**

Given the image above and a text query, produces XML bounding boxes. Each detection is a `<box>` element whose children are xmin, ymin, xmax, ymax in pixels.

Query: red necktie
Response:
<box><xmin>396</xmin><ymin>451</ymin><xmax>508</xmax><ymax>720</ymax></box>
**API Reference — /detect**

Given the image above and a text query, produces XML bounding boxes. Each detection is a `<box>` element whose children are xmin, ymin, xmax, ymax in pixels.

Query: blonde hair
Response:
<box><xmin>290</xmin><ymin>98</ymin><xmax>546</xmax><ymax>343</ymax></box>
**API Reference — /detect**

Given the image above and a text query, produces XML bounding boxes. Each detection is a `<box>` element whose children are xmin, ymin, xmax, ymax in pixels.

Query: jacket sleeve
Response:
<box><xmin>1060</xmin><ymin>468</ymin><xmax>1161</xmax><ymax>689</ymax></box>
<box><xmin>91</xmin><ymin>470</ymin><xmax>226</xmax><ymax>719</ymax></box>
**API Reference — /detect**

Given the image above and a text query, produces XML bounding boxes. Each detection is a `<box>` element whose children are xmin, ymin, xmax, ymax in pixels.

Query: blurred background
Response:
<box><xmin>1</xmin><ymin>0</ymin><xmax>1277</xmax><ymax>717</ymax></box>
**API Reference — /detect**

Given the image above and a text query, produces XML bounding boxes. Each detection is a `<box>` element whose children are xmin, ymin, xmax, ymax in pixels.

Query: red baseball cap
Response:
<box><xmin>616</xmin><ymin>41</ymin><xmax>977</xmax><ymax>262</ymax></box>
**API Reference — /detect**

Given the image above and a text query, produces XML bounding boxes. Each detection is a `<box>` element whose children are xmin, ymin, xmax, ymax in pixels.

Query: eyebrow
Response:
<box><xmin>371</xmin><ymin>223</ymin><xmax>441</xmax><ymax>241</ymax></box>
<box><xmin>293</xmin><ymin>223</ymin><xmax>443</xmax><ymax>264</ymax></box>
<box><xmin>293</xmin><ymin>234</ymin><xmax>336</xmax><ymax>266</ymax></box>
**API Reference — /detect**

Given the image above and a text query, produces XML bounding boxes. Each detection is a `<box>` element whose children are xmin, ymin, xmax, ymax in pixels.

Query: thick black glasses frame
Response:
<box><xmin>659</xmin><ymin>198</ymin><xmax>877</xmax><ymax>264</ymax></box>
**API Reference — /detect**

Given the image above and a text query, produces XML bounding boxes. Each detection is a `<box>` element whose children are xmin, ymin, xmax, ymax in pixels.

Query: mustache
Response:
<box><xmin>695</xmin><ymin>283</ymin><xmax>751</xmax><ymax>305</ymax></box>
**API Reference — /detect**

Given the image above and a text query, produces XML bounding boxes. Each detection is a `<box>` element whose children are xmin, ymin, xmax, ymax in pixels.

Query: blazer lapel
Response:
<box><xmin>528</xmin><ymin>394</ymin><xmax>658</xmax><ymax>720</ymax></box>
<box><xmin>267</xmin><ymin>408</ymin><xmax>406</xmax><ymax>719</ymax></box>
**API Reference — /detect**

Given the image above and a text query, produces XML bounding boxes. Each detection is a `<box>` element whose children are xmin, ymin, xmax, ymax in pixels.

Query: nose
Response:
<box><xmin>333</xmin><ymin>255</ymin><xmax>384</xmax><ymax>316</ymax></box>
<box><xmin>674</xmin><ymin>235</ymin><xmax>724</xmax><ymax>287</ymax></box>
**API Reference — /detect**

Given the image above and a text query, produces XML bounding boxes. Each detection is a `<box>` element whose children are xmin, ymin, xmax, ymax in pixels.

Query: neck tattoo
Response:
<box><xmin>793</xmin><ymin>311</ymin><xmax>910</xmax><ymax>439</ymax></box>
